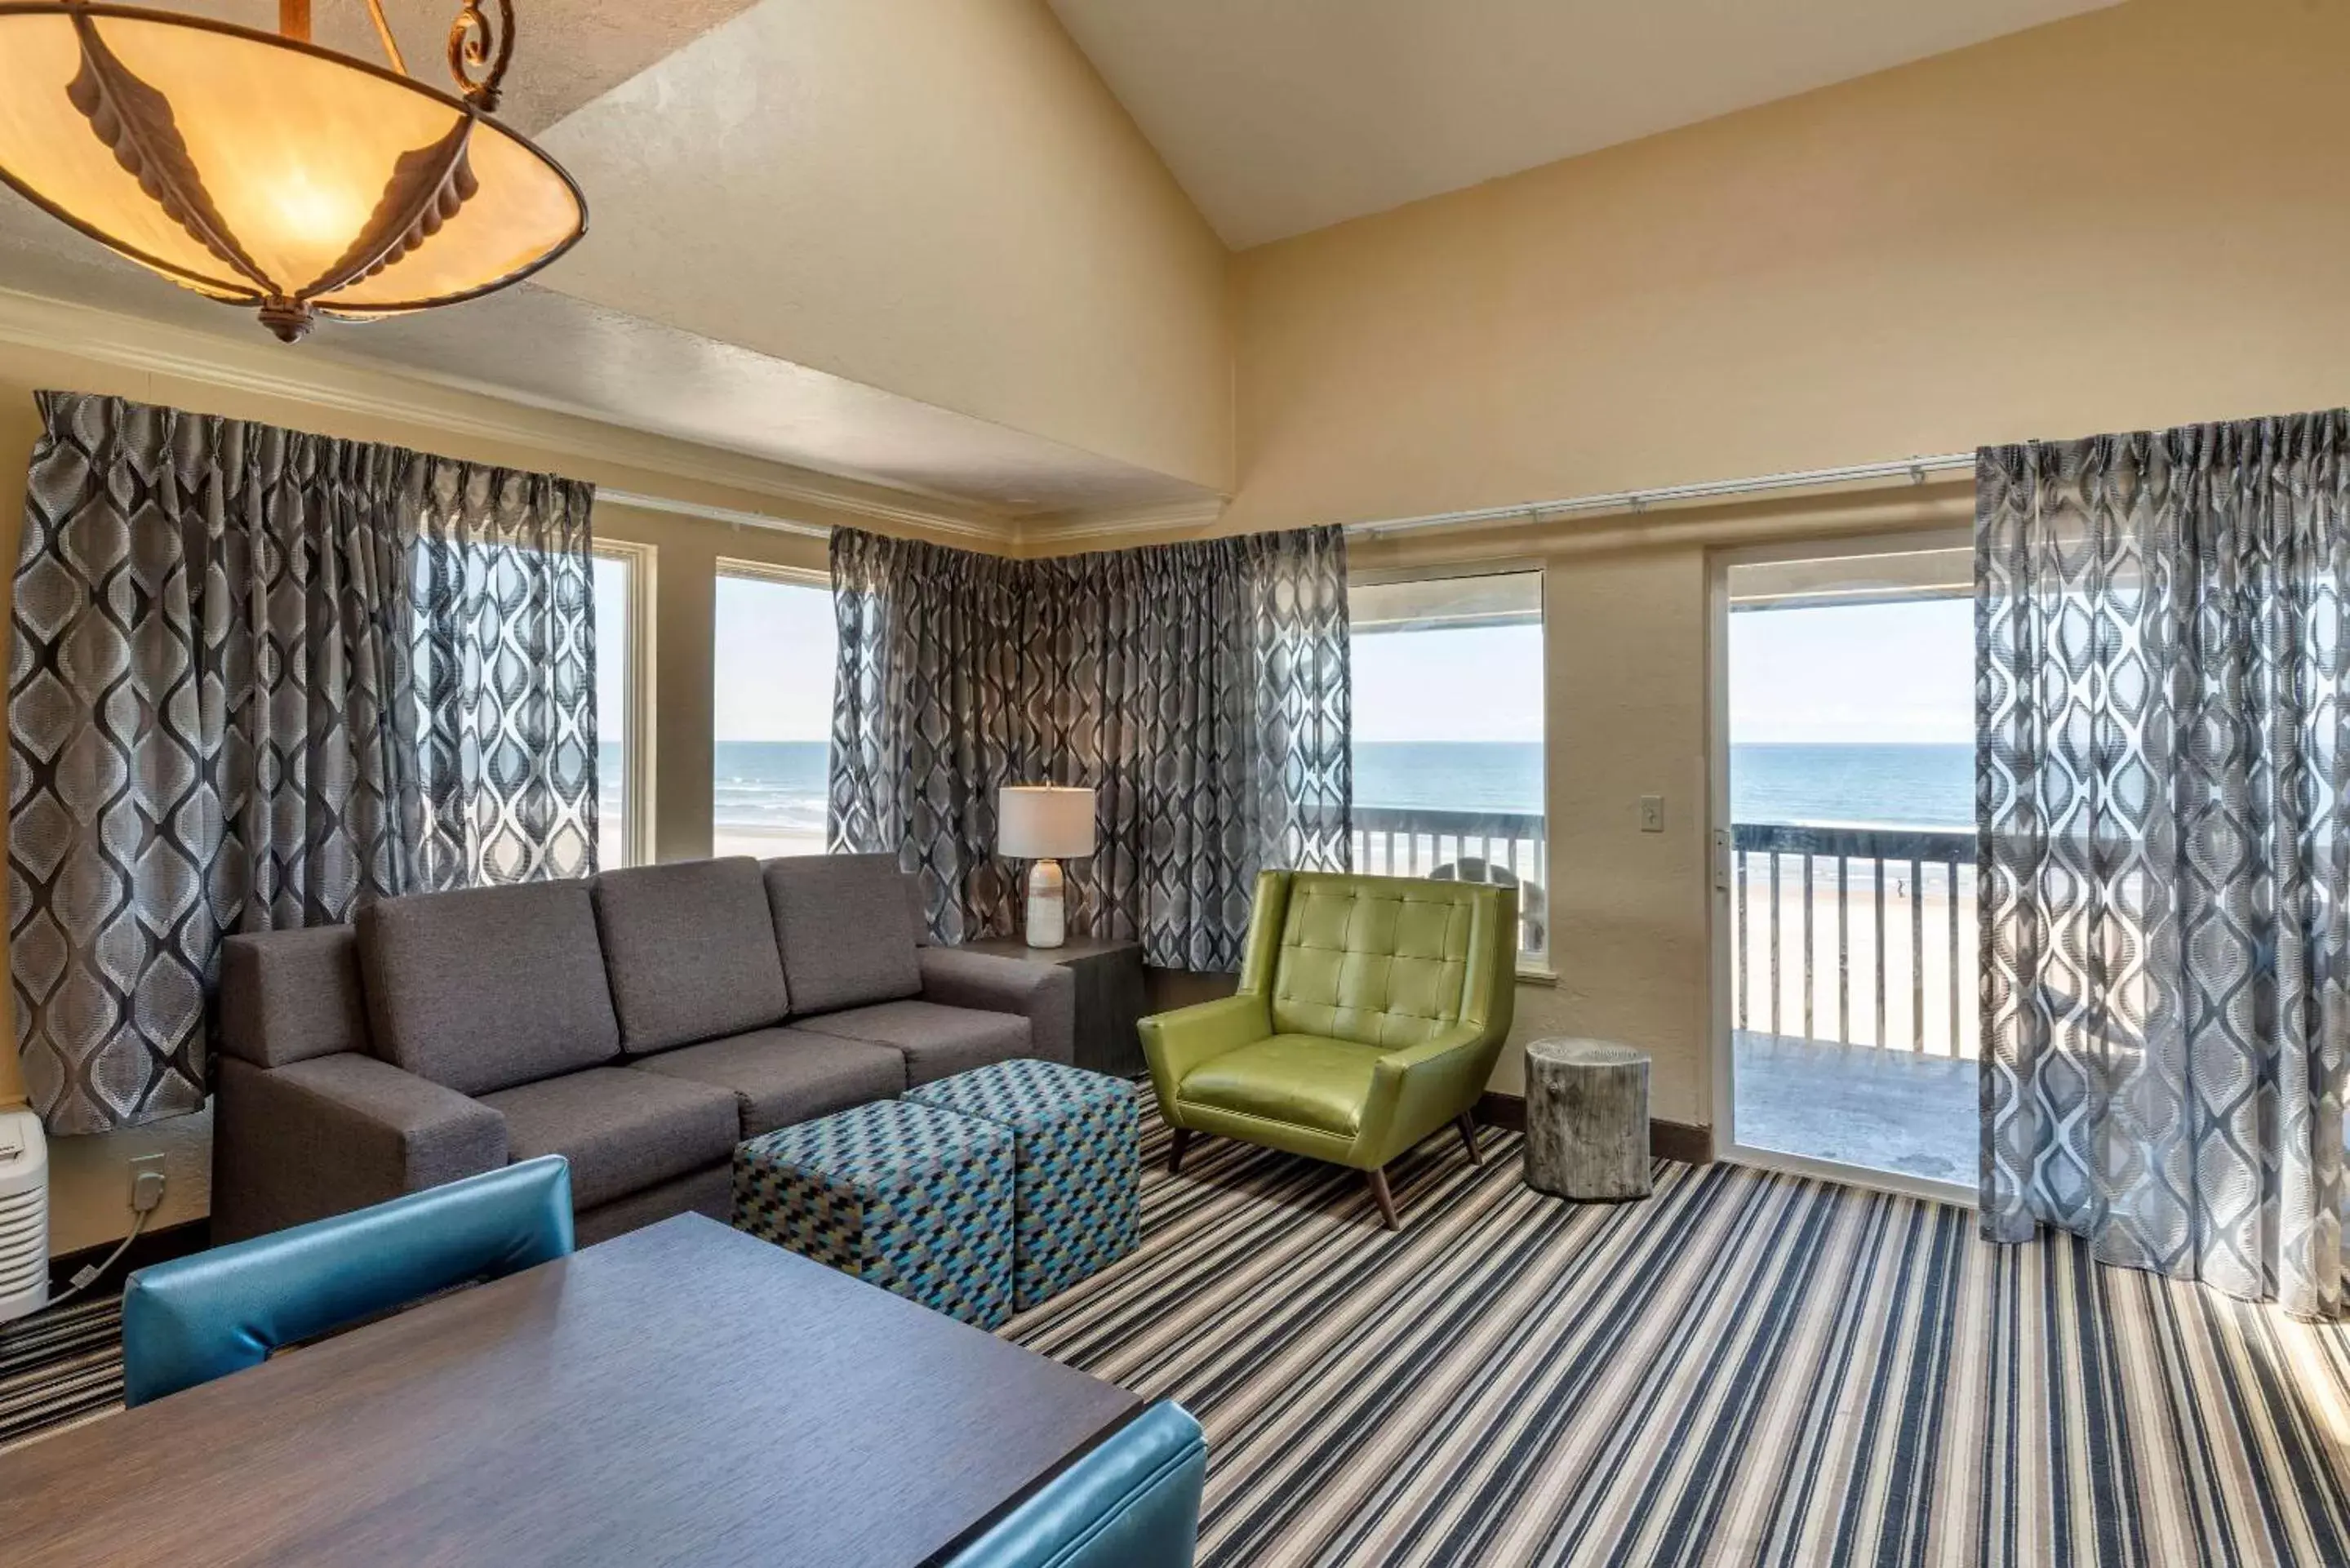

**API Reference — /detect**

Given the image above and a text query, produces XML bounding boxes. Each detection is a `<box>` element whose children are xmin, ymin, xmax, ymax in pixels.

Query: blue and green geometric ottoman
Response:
<box><xmin>731</xmin><ymin>1099</ymin><xmax>1015</xmax><ymax>1329</ymax></box>
<box><xmin>905</xmin><ymin>1059</ymin><xmax>1141</xmax><ymax>1311</ymax></box>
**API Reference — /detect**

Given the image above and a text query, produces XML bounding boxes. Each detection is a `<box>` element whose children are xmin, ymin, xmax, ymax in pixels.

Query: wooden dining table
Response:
<box><xmin>0</xmin><ymin>1214</ymin><xmax>1144</xmax><ymax>1566</ymax></box>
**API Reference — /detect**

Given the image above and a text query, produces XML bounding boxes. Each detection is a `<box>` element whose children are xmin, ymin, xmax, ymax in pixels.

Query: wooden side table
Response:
<box><xmin>1523</xmin><ymin>1037</ymin><xmax>1653</xmax><ymax>1201</ymax></box>
<box><xmin>962</xmin><ymin>935</ymin><xmax>1149</xmax><ymax>1078</ymax></box>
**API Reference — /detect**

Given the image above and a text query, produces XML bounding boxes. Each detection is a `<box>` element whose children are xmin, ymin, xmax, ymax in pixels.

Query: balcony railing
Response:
<box><xmin>1732</xmin><ymin>822</ymin><xmax>1976</xmax><ymax>1058</ymax></box>
<box><xmin>1351</xmin><ymin>806</ymin><xmax>1547</xmax><ymax>955</ymax></box>
<box><xmin>1341</xmin><ymin>812</ymin><xmax>1972</xmax><ymax>1044</ymax></box>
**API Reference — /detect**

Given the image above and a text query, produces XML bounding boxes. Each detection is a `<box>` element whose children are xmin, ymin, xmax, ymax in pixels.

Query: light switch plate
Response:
<box><xmin>1639</xmin><ymin>795</ymin><xmax>1664</xmax><ymax>833</ymax></box>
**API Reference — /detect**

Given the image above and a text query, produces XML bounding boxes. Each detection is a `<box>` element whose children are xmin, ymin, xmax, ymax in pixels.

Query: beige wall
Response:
<box><xmin>0</xmin><ymin>344</ymin><xmax>850</xmax><ymax>1253</ymax></box>
<box><xmin>1226</xmin><ymin>0</ymin><xmax>2350</xmax><ymax>1130</ymax></box>
<box><xmin>541</xmin><ymin>0</ymin><xmax>1233</xmax><ymax>491</ymax></box>
<box><xmin>1228</xmin><ymin>0</ymin><xmax>2350</xmax><ymax>534</ymax></box>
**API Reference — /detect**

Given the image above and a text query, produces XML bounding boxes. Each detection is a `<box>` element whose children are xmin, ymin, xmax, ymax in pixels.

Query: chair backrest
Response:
<box><xmin>121</xmin><ymin>1157</ymin><xmax>575</xmax><ymax>1408</ymax></box>
<box><xmin>944</xmin><ymin>1400</ymin><xmax>1206</xmax><ymax>1568</ymax></box>
<box><xmin>1241</xmin><ymin>871</ymin><xmax>1515</xmax><ymax>1049</ymax></box>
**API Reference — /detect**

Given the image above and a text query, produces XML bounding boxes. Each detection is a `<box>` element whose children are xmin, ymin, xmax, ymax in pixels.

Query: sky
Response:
<box><xmin>1729</xmin><ymin>597</ymin><xmax>1972</xmax><ymax>744</ymax></box>
<box><xmin>710</xmin><ymin>575</ymin><xmax>837</xmax><ymax>742</ymax></box>
<box><xmin>595</xmin><ymin>564</ymin><xmax>839</xmax><ymax>747</ymax></box>
<box><xmin>593</xmin><ymin>556</ymin><xmax>629</xmax><ymax>742</ymax></box>
<box><xmin>1353</xmin><ymin>623</ymin><xmax>1545</xmax><ymax>742</ymax></box>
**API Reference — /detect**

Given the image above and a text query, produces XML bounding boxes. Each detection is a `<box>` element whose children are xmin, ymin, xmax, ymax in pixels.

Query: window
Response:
<box><xmin>713</xmin><ymin>561</ymin><xmax>836</xmax><ymax>860</ymax></box>
<box><xmin>1348</xmin><ymin>570</ymin><xmax>1548</xmax><ymax>962</ymax></box>
<box><xmin>593</xmin><ymin>541</ymin><xmax>654</xmax><ymax>868</ymax></box>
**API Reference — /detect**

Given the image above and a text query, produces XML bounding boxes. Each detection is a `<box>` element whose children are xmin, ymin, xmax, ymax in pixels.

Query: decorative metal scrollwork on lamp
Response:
<box><xmin>0</xmin><ymin>0</ymin><xmax>587</xmax><ymax>341</ymax></box>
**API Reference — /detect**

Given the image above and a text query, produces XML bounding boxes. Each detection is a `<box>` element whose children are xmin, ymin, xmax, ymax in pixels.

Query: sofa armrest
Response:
<box><xmin>211</xmin><ymin>1053</ymin><xmax>508</xmax><ymax>1243</ymax></box>
<box><xmin>917</xmin><ymin>948</ymin><xmax>1077</xmax><ymax>1064</ymax></box>
<box><xmin>1352</xmin><ymin>1023</ymin><xmax>1497</xmax><ymax>1166</ymax></box>
<box><xmin>1138</xmin><ymin>993</ymin><xmax>1271</xmax><ymax>1099</ymax></box>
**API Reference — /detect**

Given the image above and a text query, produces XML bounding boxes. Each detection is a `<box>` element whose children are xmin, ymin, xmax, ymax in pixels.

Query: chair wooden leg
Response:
<box><xmin>1364</xmin><ymin>1166</ymin><xmax>1401</xmax><ymax>1231</ymax></box>
<box><xmin>1168</xmin><ymin>1128</ymin><xmax>1193</xmax><ymax>1176</ymax></box>
<box><xmin>1455</xmin><ymin>1113</ymin><xmax>1484</xmax><ymax>1166</ymax></box>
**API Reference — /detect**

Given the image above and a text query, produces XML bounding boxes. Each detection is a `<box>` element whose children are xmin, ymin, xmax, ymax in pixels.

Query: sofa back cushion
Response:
<box><xmin>765</xmin><ymin>853</ymin><xmax>922</xmax><ymax>1015</ymax></box>
<box><xmin>358</xmin><ymin>881</ymin><xmax>621</xmax><ymax>1095</ymax></box>
<box><xmin>219</xmin><ymin>926</ymin><xmax>371</xmax><ymax>1068</ymax></box>
<box><xmin>592</xmin><ymin>858</ymin><xmax>791</xmax><ymax>1054</ymax></box>
<box><xmin>1263</xmin><ymin>872</ymin><xmax>1511</xmax><ymax>1050</ymax></box>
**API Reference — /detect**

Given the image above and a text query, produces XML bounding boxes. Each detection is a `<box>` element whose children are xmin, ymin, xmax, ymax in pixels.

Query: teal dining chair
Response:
<box><xmin>944</xmin><ymin>1399</ymin><xmax>1207</xmax><ymax>1568</ymax></box>
<box><xmin>121</xmin><ymin>1157</ymin><xmax>574</xmax><ymax>1407</ymax></box>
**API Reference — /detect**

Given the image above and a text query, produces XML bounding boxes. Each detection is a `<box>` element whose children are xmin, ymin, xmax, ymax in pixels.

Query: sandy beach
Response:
<box><xmin>712</xmin><ymin>823</ymin><xmax>828</xmax><ymax>860</ymax></box>
<box><xmin>599</xmin><ymin>817</ymin><xmax>828</xmax><ymax>863</ymax></box>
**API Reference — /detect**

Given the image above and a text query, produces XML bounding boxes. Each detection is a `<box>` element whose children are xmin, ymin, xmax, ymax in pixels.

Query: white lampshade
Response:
<box><xmin>998</xmin><ymin>785</ymin><xmax>1095</xmax><ymax>860</ymax></box>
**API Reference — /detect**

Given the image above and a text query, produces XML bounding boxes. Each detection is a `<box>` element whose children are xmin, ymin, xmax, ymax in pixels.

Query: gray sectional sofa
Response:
<box><xmin>211</xmin><ymin>853</ymin><xmax>1073</xmax><ymax>1245</ymax></box>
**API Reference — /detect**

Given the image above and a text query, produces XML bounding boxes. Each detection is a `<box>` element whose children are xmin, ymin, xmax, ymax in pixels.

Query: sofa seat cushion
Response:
<box><xmin>764</xmin><ymin>854</ymin><xmax>923</xmax><ymax>1015</ymax></box>
<box><xmin>480</xmin><ymin>1068</ymin><xmax>740</xmax><ymax>1210</ymax></box>
<box><xmin>792</xmin><ymin>1002</ymin><xmax>1028</xmax><ymax>1086</ymax></box>
<box><xmin>593</xmin><ymin>858</ymin><xmax>792</xmax><ymax>1055</ymax></box>
<box><xmin>630</xmin><ymin>1028</ymin><xmax>907</xmax><ymax>1139</ymax></box>
<box><xmin>1176</xmin><ymin>1034</ymin><xmax>1381</xmax><ymax>1138</ymax></box>
<box><xmin>359</xmin><ymin>880</ymin><xmax>620</xmax><ymax>1096</ymax></box>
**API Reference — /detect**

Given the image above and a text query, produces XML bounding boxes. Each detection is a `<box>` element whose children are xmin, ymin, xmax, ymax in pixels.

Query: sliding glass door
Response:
<box><xmin>1710</xmin><ymin>536</ymin><xmax>1976</xmax><ymax>1202</ymax></box>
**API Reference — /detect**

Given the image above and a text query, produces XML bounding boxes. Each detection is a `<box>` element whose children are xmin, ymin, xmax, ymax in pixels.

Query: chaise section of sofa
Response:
<box><xmin>211</xmin><ymin>853</ymin><xmax>1077</xmax><ymax>1244</ymax></box>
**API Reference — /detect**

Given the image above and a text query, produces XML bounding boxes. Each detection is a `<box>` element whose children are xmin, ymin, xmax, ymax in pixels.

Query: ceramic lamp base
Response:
<box><xmin>1024</xmin><ymin>859</ymin><xmax>1067</xmax><ymax>948</ymax></box>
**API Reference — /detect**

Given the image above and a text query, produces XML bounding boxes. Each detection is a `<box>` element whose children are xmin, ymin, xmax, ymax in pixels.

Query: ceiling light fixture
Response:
<box><xmin>0</xmin><ymin>0</ymin><xmax>586</xmax><ymax>342</ymax></box>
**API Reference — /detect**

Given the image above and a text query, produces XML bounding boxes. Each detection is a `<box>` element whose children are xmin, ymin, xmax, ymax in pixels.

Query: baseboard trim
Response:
<box><xmin>47</xmin><ymin>1217</ymin><xmax>212</xmax><ymax>1292</ymax></box>
<box><xmin>1477</xmin><ymin>1091</ymin><xmax>1714</xmax><ymax>1165</ymax></box>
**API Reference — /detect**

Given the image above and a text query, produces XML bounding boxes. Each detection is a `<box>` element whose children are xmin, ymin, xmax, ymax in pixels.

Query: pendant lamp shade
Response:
<box><xmin>0</xmin><ymin>4</ymin><xmax>585</xmax><ymax>341</ymax></box>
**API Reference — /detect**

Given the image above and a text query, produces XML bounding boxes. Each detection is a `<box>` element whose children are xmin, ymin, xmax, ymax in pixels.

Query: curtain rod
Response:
<box><xmin>1344</xmin><ymin>452</ymin><xmax>1978</xmax><ymax>540</ymax></box>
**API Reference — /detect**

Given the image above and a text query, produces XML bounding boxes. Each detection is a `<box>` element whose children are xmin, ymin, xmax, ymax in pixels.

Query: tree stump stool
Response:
<box><xmin>1523</xmin><ymin>1037</ymin><xmax>1652</xmax><ymax>1201</ymax></box>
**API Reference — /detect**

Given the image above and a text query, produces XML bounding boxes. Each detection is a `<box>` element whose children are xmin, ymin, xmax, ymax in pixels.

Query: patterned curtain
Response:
<box><xmin>829</xmin><ymin>525</ymin><xmax>1352</xmax><ymax>970</ymax></box>
<box><xmin>828</xmin><ymin>531</ymin><xmax>1028</xmax><ymax>944</ymax></box>
<box><xmin>8</xmin><ymin>392</ymin><xmax>597</xmax><ymax>1135</ymax></box>
<box><xmin>1978</xmin><ymin>412</ymin><xmax>2350</xmax><ymax>1317</ymax></box>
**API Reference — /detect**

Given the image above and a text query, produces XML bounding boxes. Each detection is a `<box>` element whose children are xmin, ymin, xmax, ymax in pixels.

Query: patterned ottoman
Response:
<box><xmin>732</xmin><ymin>1099</ymin><xmax>1014</xmax><ymax>1329</ymax></box>
<box><xmin>905</xmin><ymin>1059</ymin><xmax>1141</xmax><ymax>1311</ymax></box>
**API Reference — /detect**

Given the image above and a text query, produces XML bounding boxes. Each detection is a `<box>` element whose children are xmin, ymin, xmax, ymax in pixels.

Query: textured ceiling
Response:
<box><xmin>1046</xmin><ymin>0</ymin><xmax>2121</xmax><ymax>247</ymax></box>
<box><xmin>169</xmin><ymin>0</ymin><xmax>766</xmax><ymax>132</ymax></box>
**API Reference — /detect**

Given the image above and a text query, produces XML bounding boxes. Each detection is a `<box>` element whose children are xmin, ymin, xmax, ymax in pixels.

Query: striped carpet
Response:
<box><xmin>4</xmin><ymin>1135</ymin><xmax>2348</xmax><ymax>1566</ymax></box>
<box><xmin>1007</xmin><ymin>1125</ymin><xmax>2350</xmax><ymax>1567</ymax></box>
<box><xmin>0</xmin><ymin>1293</ymin><xmax>122</xmax><ymax>1453</ymax></box>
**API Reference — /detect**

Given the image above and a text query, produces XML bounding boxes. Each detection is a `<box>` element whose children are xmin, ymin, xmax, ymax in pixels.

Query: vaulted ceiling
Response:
<box><xmin>1046</xmin><ymin>0</ymin><xmax>2120</xmax><ymax>247</ymax></box>
<box><xmin>0</xmin><ymin>0</ymin><xmax>2123</xmax><ymax>524</ymax></box>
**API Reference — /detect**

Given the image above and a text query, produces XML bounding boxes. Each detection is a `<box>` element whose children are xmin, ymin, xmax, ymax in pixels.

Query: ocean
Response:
<box><xmin>606</xmin><ymin>739</ymin><xmax>1972</xmax><ymax>837</ymax></box>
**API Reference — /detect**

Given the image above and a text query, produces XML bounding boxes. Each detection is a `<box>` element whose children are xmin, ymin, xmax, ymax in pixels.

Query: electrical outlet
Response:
<box><xmin>1639</xmin><ymin>794</ymin><xmax>1665</xmax><ymax>833</ymax></box>
<box><xmin>128</xmin><ymin>1153</ymin><xmax>167</xmax><ymax>1215</ymax></box>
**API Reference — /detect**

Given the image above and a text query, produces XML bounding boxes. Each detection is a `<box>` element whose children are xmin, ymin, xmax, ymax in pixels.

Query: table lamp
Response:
<box><xmin>998</xmin><ymin>785</ymin><xmax>1095</xmax><ymax>948</ymax></box>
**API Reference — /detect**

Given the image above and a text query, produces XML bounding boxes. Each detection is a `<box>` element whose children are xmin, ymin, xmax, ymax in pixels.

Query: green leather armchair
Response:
<box><xmin>1138</xmin><ymin>870</ymin><xmax>1516</xmax><ymax>1229</ymax></box>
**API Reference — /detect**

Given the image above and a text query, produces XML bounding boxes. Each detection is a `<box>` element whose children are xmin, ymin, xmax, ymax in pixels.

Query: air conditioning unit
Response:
<box><xmin>0</xmin><ymin>1108</ymin><xmax>48</xmax><ymax>1324</ymax></box>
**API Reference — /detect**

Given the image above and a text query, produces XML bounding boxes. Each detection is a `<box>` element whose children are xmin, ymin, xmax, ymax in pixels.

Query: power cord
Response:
<box><xmin>44</xmin><ymin>1207</ymin><xmax>150</xmax><ymax>1310</ymax></box>
<box><xmin>42</xmin><ymin>1160</ymin><xmax>167</xmax><ymax>1312</ymax></box>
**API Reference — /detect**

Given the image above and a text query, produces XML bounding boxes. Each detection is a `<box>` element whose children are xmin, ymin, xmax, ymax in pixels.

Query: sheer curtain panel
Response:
<box><xmin>1978</xmin><ymin>412</ymin><xmax>2350</xmax><ymax>1317</ymax></box>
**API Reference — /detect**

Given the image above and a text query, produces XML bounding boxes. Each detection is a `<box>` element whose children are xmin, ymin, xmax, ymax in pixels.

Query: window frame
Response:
<box><xmin>1348</xmin><ymin>560</ymin><xmax>1553</xmax><ymax>979</ymax></box>
<box><xmin>593</xmin><ymin>538</ymin><xmax>658</xmax><ymax>870</ymax></box>
<box><xmin>715</xmin><ymin>557</ymin><xmax>830</xmax><ymax>592</ymax></box>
